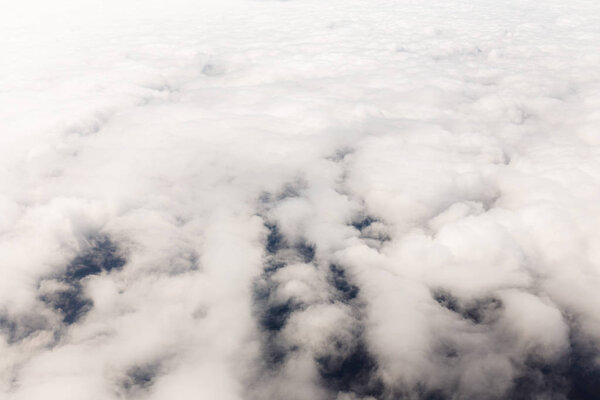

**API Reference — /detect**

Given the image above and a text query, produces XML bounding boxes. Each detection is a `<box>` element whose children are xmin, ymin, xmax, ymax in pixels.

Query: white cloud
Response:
<box><xmin>2</xmin><ymin>0</ymin><xmax>600</xmax><ymax>399</ymax></box>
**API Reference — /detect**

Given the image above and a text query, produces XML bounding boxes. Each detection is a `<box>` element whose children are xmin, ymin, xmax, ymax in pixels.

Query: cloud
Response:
<box><xmin>2</xmin><ymin>0</ymin><xmax>600</xmax><ymax>399</ymax></box>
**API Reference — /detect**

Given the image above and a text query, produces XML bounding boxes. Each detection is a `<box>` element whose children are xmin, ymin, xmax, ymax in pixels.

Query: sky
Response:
<box><xmin>2</xmin><ymin>0</ymin><xmax>600</xmax><ymax>399</ymax></box>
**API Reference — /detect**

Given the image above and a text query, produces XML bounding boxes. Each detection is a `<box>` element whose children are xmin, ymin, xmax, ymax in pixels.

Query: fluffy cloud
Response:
<box><xmin>2</xmin><ymin>0</ymin><xmax>600</xmax><ymax>399</ymax></box>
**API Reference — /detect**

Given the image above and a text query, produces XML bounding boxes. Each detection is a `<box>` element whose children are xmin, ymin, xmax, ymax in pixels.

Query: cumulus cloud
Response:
<box><xmin>2</xmin><ymin>0</ymin><xmax>600</xmax><ymax>399</ymax></box>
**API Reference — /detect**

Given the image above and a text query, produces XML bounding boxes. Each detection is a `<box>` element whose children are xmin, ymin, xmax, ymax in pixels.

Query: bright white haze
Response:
<box><xmin>2</xmin><ymin>0</ymin><xmax>600</xmax><ymax>399</ymax></box>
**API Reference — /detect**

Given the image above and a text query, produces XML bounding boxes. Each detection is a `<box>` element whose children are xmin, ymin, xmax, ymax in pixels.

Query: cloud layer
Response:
<box><xmin>2</xmin><ymin>0</ymin><xmax>600</xmax><ymax>399</ymax></box>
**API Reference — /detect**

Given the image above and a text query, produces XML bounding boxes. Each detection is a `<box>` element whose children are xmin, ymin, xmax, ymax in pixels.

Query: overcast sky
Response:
<box><xmin>2</xmin><ymin>0</ymin><xmax>600</xmax><ymax>399</ymax></box>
